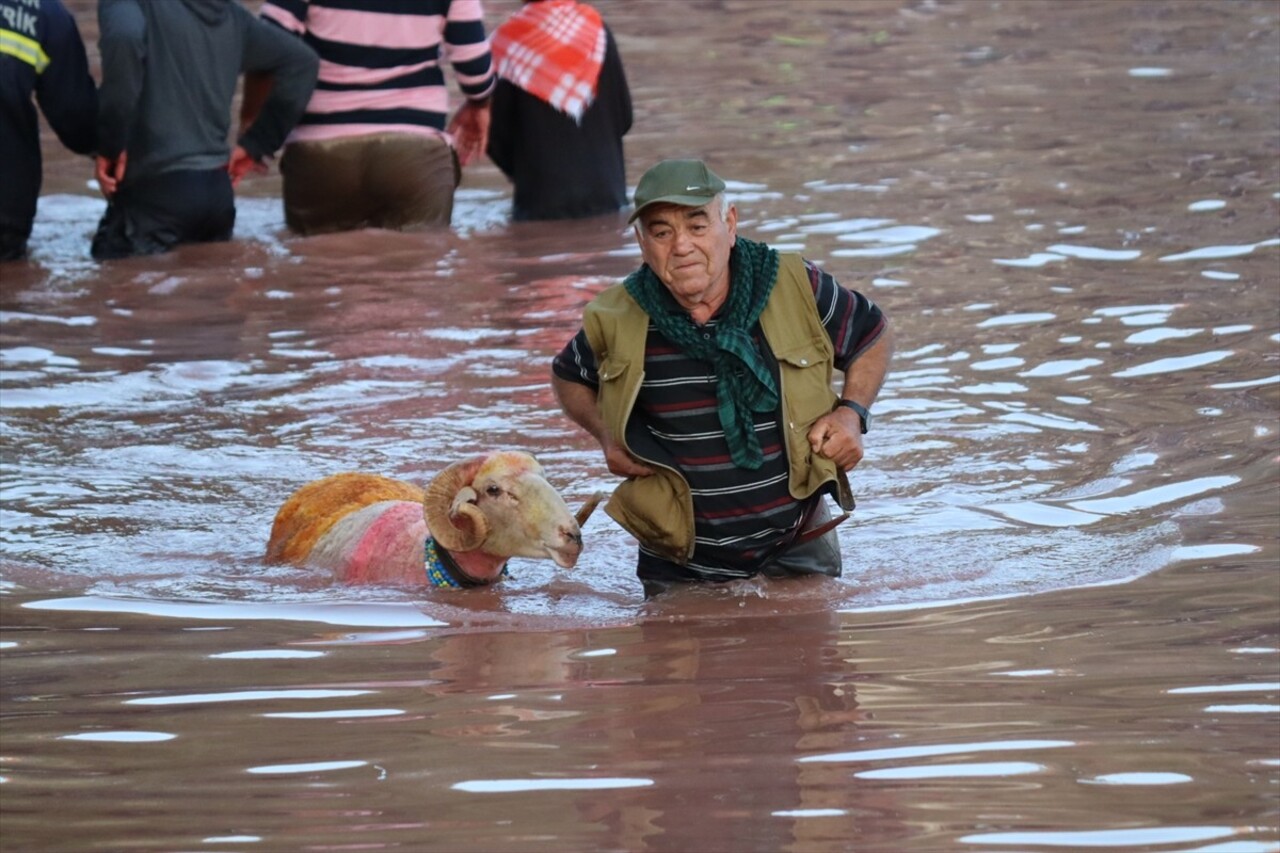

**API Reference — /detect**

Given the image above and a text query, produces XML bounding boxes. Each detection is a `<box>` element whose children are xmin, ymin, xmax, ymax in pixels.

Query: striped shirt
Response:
<box><xmin>261</xmin><ymin>0</ymin><xmax>495</xmax><ymax>144</ymax></box>
<box><xmin>553</xmin><ymin>259</ymin><xmax>887</xmax><ymax>580</ymax></box>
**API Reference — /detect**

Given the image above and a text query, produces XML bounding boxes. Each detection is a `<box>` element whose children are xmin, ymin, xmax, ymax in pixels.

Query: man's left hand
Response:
<box><xmin>808</xmin><ymin>407</ymin><xmax>865</xmax><ymax>471</ymax></box>
<box><xmin>227</xmin><ymin>146</ymin><xmax>267</xmax><ymax>188</ymax></box>
<box><xmin>95</xmin><ymin>152</ymin><xmax>128</xmax><ymax>199</ymax></box>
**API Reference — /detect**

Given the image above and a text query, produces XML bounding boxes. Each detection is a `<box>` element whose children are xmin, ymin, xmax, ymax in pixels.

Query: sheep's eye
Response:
<box><xmin>485</xmin><ymin>484</ymin><xmax>502</xmax><ymax>497</ymax></box>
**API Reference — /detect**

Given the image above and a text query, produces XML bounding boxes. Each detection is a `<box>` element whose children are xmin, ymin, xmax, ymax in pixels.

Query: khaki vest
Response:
<box><xmin>583</xmin><ymin>253</ymin><xmax>854</xmax><ymax>563</ymax></box>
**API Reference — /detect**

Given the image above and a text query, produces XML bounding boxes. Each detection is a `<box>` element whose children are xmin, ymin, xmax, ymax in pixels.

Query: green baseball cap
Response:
<box><xmin>628</xmin><ymin>159</ymin><xmax>727</xmax><ymax>223</ymax></box>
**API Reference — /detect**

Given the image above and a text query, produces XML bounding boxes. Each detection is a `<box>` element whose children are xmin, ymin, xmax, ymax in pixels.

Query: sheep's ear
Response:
<box><xmin>450</xmin><ymin>486</ymin><xmax>478</xmax><ymax>516</ymax></box>
<box><xmin>445</xmin><ymin>488</ymin><xmax>487</xmax><ymax>550</ymax></box>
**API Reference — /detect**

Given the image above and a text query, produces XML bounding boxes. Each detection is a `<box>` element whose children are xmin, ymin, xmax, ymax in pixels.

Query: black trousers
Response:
<box><xmin>0</xmin><ymin>222</ymin><xmax>28</xmax><ymax>261</ymax></box>
<box><xmin>91</xmin><ymin>168</ymin><xmax>235</xmax><ymax>261</ymax></box>
<box><xmin>638</xmin><ymin>501</ymin><xmax>844</xmax><ymax>599</ymax></box>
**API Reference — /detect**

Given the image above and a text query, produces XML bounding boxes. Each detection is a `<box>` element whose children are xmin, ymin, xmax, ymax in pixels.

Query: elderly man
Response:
<box><xmin>551</xmin><ymin>159</ymin><xmax>893</xmax><ymax>597</ymax></box>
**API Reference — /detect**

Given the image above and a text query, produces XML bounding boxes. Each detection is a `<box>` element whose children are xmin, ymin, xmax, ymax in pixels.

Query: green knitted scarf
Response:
<box><xmin>624</xmin><ymin>236</ymin><xmax>780</xmax><ymax>470</ymax></box>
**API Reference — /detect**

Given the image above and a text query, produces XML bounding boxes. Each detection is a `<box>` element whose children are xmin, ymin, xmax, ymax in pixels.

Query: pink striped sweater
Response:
<box><xmin>261</xmin><ymin>0</ymin><xmax>495</xmax><ymax>145</ymax></box>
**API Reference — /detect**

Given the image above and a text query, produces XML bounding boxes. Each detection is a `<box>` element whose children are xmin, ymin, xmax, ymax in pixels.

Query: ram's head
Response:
<box><xmin>424</xmin><ymin>451</ymin><xmax>596</xmax><ymax>568</ymax></box>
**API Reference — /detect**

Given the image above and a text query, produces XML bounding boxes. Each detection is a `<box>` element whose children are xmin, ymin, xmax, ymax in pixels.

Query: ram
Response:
<box><xmin>267</xmin><ymin>451</ymin><xmax>601</xmax><ymax>587</ymax></box>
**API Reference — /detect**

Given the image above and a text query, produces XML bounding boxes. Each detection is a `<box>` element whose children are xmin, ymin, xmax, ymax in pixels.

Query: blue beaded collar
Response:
<box><xmin>424</xmin><ymin>536</ymin><xmax>509</xmax><ymax>589</ymax></box>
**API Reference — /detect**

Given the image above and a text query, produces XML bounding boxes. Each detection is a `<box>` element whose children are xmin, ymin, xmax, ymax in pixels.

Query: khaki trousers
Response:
<box><xmin>280</xmin><ymin>132</ymin><xmax>460</xmax><ymax>235</ymax></box>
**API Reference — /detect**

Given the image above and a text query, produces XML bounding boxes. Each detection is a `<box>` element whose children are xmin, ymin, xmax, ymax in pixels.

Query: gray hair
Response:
<box><xmin>711</xmin><ymin>193</ymin><xmax>730</xmax><ymax>222</ymax></box>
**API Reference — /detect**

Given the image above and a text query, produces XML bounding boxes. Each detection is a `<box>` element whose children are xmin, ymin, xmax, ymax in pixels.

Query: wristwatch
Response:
<box><xmin>837</xmin><ymin>399</ymin><xmax>871</xmax><ymax>434</ymax></box>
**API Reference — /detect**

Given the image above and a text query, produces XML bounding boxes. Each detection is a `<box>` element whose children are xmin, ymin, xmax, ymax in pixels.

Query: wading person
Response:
<box><xmin>91</xmin><ymin>0</ymin><xmax>318</xmax><ymax>261</ymax></box>
<box><xmin>551</xmin><ymin>159</ymin><xmax>893</xmax><ymax>597</ymax></box>
<box><xmin>0</xmin><ymin>0</ymin><xmax>97</xmax><ymax>261</ymax></box>
<box><xmin>251</xmin><ymin>0</ymin><xmax>496</xmax><ymax>235</ymax></box>
<box><xmin>486</xmin><ymin>0</ymin><xmax>632</xmax><ymax>221</ymax></box>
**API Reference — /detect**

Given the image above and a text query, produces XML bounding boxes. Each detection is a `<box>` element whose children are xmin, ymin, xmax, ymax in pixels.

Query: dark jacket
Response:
<box><xmin>96</xmin><ymin>0</ymin><xmax>317</xmax><ymax>181</ymax></box>
<box><xmin>487</xmin><ymin>26</ymin><xmax>632</xmax><ymax>221</ymax></box>
<box><xmin>0</xmin><ymin>0</ymin><xmax>96</xmax><ymax>250</ymax></box>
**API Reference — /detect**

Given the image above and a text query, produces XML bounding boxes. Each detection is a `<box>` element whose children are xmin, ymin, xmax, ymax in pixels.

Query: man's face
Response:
<box><xmin>635</xmin><ymin>198</ymin><xmax>738</xmax><ymax>314</ymax></box>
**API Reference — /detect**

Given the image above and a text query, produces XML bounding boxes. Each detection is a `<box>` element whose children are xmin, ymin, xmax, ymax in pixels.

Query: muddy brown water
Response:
<box><xmin>2</xmin><ymin>1</ymin><xmax>1278</xmax><ymax>851</ymax></box>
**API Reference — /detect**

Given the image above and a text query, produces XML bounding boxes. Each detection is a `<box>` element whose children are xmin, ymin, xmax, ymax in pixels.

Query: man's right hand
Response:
<box><xmin>95</xmin><ymin>152</ymin><xmax>128</xmax><ymax>200</ymax></box>
<box><xmin>603</xmin><ymin>439</ymin><xmax>655</xmax><ymax>478</ymax></box>
<box><xmin>447</xmin><ymin>100</ymin><xmax>490</xmax><ymax>167</ymax></box>
<box><xmin>552</xmin><ymin>373</ymin><xmax>654</xmax><ymax>477</ymax></box>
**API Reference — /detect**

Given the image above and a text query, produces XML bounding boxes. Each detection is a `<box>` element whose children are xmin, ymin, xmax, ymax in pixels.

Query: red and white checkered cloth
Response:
<box><xmin>490</xmin><ymin>0</ymin><xmax>606</xmax><ymax>122</ymax></box>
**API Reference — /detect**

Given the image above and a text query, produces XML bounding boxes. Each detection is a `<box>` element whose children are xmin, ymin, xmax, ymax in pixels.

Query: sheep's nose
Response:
<box><xmin>560</xmin><ymin>525</ymin><xmax>583</xmax><ymax>548</ymax></box>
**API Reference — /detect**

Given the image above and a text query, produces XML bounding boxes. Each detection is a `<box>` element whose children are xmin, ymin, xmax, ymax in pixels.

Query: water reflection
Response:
<box><xmin>124</xmin><ymin>689</ymin><xmax>375</xmax><ymax>706</ymax></box>
<box><xmin>854</xmin><ymin>761</ymin><xmax>1045</xmax><ymax>779</ymax></box>
<box><xmin>60</xmin><ymin>731</ymin><xmax>176</xmax><ymax>743</ymax></box>
<box><xmin>4</xmin><ymin>568</ymin><xmax>1277</xmax><ymax>849</ymax></box>
<box><xmin>1081</xmin><ymin>772</ymin><xmax>1193</xmax><ymax>785</ymax></box>
<box><xmin>245</xmin><ymin>759</ymin><xmax>370</xmax><ymax>775</ymax></box>
<box><xmin>262</xmin><ymin>708</ymin><xmax>404</xmax><ymax>720</ymax></box>
<box><xmin>3</xmin><ymin>151</ymin><xmax>1275</xmax><ymax>617</ymax></box>
<box><xmin>2</xmin><ymin>0</ymin><xmax>1278</xmax><ymax>848</ymax></box>
<box><xmin>454</xmin><ymin>778</ymin><xmax>655</xmax><ymax>793</ymax></box>
<box><xmin>25</xmin><ymin>596</ymin><xmax>449</xmax><ymax>627</ymax></box>
<box><xmin>799</xmin><ymin>738</ymin><xmax>1075</xmax><ymax>763</ymax></box>
<box><xmin>962</xmin><ymin>827</ymin><xmax>1251</xmax><ymax>847</ymax></box>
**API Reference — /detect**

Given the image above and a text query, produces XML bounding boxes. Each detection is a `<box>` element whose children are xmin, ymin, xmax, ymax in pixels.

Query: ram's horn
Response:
<box><xmin>423</xmin><ymin>456</ymin><xmax>489</xmax><ymax>552</ymax></box>
<box><xmin>575</xmin><ymin>491</ymin><xmax>606</xmax><ymax>528</ymax></box>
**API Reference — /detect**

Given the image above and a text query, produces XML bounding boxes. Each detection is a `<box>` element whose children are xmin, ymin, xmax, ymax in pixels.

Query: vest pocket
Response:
<box><xmin>772</xmin><ymin>338</ymin><xmax>836</xmax><ymax>427</ymax></box>
<box><xmin>611</xmin><ymin>470</ymin><xmax>693</xmax><ymax>562</ymax></box>
<box><xmin>596</xmin><ymin>355</ymin><xmax>635</xmax><ymax>447</ymax></box>
<box><xmin>598</xmin><ymin>355</ymin><xmax>630</xmax><ymax>384</ymax></box>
